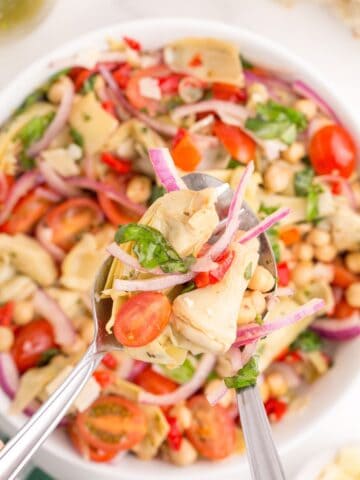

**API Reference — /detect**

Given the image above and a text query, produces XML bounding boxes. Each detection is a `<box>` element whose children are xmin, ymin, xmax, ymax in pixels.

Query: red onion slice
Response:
<box><xmin>292</xmin><ymin>80</ymin><xmax>340</xmax><ymax>123</ymax></box>
<box><xmin>99</xmin><ymin>66</ymin><xmax>177</xmax><ymax>137</ymax></box>
<box><xmin>27</xmin><ymin>80</ymin><xmax>75</xmax><ymax>157</ymax></box>
<box><xmin>127</xmin><ymin>360</ymin><xmax>147</xmax><ymax>381</ymax></box>
<box><xmin>233</xmin><ymin>298</ymin><xmax>325</xmax><ymax>347</ymax></box>
<box><xmin>38</xmin><ymin>160</ymin><xmax>80</xmax><ymax>197</ymax></box>
<box><xmin>106</xmin><ymin>242</ymin><xmax>163</xmax><ymax>275</ymax></box>
<box><xmin>205</xmin><ymin>162</ymin><xmax>254</xmax><ymax>261</ymax></box>
<box><xmin>171</xmin><ymin>100</ymin><xmax>247</xmax><ymax>124</ymax></box>
<box><xmin>148</xmin><ymin>148</ymin><xmax>187</xmax><ymax>192</ymax></box>
<box><xmin>239</xmin><ymin>207</ymin><xmax>290</xmax><ymax>244</ymax></box>
<box><xmin>35</xmin><ymin>221</ymin><xmax>66</xmax><ymax>262</ymax></box>
<box><xmin>66</xmin><ymin>176</ymin><xmax>146</xmax><ymax>216</ymax></box>
<box><xmin>139</xmin><ymin>353</ymin><xmax>215</xmax><ymax>406</ymax></box>
<box><xmin>114</xmin><ymin>272</ymin><xmax>194</xmax><ymax>292</ymax></box>
<box><xmin>0</xmin><ymin>353</ymin><xmax>19</xmax><ymax>399</ymax></box>
<box><xmin>34</xmin><ymin>289</ymin><xmax>76</xmax><ymax>346</ymax></box>
<box><xmin>311</xmin><ymin>312</ymin><xmax>360</xmax><ymax>341</ymax></box>
<box><xmin>0</xmin><ymin>170</ymin><xmax>43</xmax><ymax>225</ymax></box>
<box><xmin>35</xmin><ymin>186</ymin><xmax>62</xmax><ymax>203</ymax></box>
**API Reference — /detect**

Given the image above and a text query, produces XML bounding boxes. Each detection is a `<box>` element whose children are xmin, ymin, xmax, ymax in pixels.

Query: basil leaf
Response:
<box><xmin>294</xmin><ymin>166</ymin><xmax>315</xmax><ymax>197</ymax></box>
<box><xmin>16</xmin><ymin>112</ymin><xmax>55</xmax><ymax>169</ymax></box>
<box><xmin>160</xmin><ymin>358</ymin><xmax>195</xmax><ymax>384</ymax></box>
<box><xmin>37</xmin><ymin>348</ymin><xmax>60</xmax><ymax>367</ymax></box>
<box><xmin>115</xmin><ymin>224</ymin><xmax>194</xmax><ymax>273</ymax></box>
<box><xmin>306</xmin><ymin>183</ymin><xmax>323</xmax><ymax>222</ymax></box>
<box><xmin>224</xmin><ymin>356</ymin><xmax>259</xmax><ymax>390</ymax></box>
<box><xmin>16</xmin><ymin>112</ymin><xmax>55</xmax><ymax>149</ymax></box>
<box><xmin>70</xmin><ymin>127</ymin><xmax>84</xmax><ymax>147</ymax></box>
<box><xmin>290</xmin><ymin>329</ymin><xmax>322</xmax><ymax>352</ymax></box>
<box><xmin>148</xmin><ymin>185</ymin><xmax>166</xmax><ymax>205</ymax></box>
<box><xmin>245</xmin><ymin>100</ymin><xmax>307</xmax><ymax>145</ymax></box>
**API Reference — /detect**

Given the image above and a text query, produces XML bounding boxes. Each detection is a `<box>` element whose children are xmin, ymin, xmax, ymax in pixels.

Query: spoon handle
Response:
<box><xmin>237</xmin><ymin>385</ymin><xmax>286</xmax><ymax>480</ymax></box>
<box><xmin>0</xmin><ymin>343</ymin><xmax>101</xmax><ymax>480</ymax></box>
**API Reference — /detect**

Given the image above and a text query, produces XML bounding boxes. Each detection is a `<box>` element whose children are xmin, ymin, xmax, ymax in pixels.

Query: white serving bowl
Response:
<box><xmin>0</xmin><ymin>18</ymin><xmax>359</xmax><ymax>480</ymax></box>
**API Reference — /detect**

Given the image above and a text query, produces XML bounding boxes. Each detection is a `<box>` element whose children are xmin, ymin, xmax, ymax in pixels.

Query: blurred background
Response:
<box><xmin>0</xmin><ymin>0</ymin><xmax>359</xmax><ymax>478</ymax></box>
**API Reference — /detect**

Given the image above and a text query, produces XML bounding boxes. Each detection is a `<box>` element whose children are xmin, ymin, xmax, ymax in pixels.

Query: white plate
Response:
<box><xmin>0</xmin><ymin>17</ymin><xmax>359</xmax><ymax>480</ymax></box>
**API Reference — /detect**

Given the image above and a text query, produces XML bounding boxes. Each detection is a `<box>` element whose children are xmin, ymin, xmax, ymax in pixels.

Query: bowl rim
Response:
<box><xmin>0</xmin><ymin>17</ymin><xmax>359</xmax><ymax>480</ymax></box>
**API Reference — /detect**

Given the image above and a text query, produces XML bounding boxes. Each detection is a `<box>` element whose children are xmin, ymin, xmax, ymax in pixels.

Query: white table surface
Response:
<box><xmin>1</xmin><ymin>1</ymin><xmax>360</xmax><ymax>478</ymax></box>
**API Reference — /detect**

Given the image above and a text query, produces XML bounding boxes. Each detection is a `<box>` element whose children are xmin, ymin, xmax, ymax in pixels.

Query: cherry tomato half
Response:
<box><xmin>212</xmin><ymin>82</ymin><xmax>246</xmax><ymax>103</ymax></box>
<box><xmin>134</xmin><ymin>367</ymin><xmax>177</xmax><ymax>395</ymax></box>
<box><xmin>186</xmin><ymin>395</ymin><xmax>237</xmax><ymax>460</ymax></box>
<box><xmin>213</xmin><ymin>121</ymin><xmax>256</xmax><ymax>164</ymax></box>
<box><xmin>0</xmin><ymin>188</ymin><xmax>55</xmax><ymax>234</ymax></box>
<box><xmin>76</xmin><ymin>395</ymin><xmax>147</xmax><ymax>452</ymax></box>
<box><xmin>98</xmin><ymin>173</ymin><xmax>139</xmax><ymax>227</ymax></box>
<box><xmin>332</xmin><ymin>263</ymin><xmax>358</xmax><ymax>288</ymax></box>
<box><xmin>68</xmin><ymin>422</ymin><xmax>120</xmax><ymax>463</ymax></box>
<box><xmin>44</xmin><ymin>197</ymin><xmax>103</xmax><ymax>251</ymax></box>
<box><xmin>12</xmin><ymin>319</ymin><xmax>56</xmax><ymax>373</ymax></box>
<box><xmin>0</xmin><ymin>302</ymin><xmax>14</xmax><ymax>327</ymax></box>
<box><xmin>114</xmin><ymin>292</ymin><xmax>171</xmax><ymax>348</ymax></box>
<box><xmin>309</xmin><ymin>124</ymin><xmax>356</xmax><ymax>178</ymax></box>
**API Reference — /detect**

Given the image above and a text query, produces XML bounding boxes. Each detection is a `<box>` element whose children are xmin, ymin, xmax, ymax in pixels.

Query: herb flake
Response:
<box><xmin>290</xmin><ymin>329</ymin><xmax>323</xmax><ymax>352</ymax></box>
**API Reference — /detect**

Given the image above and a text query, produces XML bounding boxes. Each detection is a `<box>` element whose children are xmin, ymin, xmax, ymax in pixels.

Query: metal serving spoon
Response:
<box><xmin>0</xmin><ymin>173</ymin><xmax>285</xmax><ymax>480</ymax></box>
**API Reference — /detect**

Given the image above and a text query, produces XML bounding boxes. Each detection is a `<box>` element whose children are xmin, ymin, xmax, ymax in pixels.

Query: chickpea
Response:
<box><xmin>291</xmin><ymin>262</ymin><xmax>314</xmax><ymax>287</ymax></box>
<box><xmin>47</xmin><ymin>76</ymin><xmax>73</xmax><ymax>104</ymax></box>
<box><xmin>237</xmin><ymin>297</ymin><xmax>257</xmax><ymax>325</ymax></box>
<box><xmin>169</xmin><ymin>404</ymin><xmax>193</xmax><ymax>431</ymax></box>
<box><xmin>80</xmin><ymin>320</ymin><xmax>95</xmax><ymax>344</ymax></box>
<box><xmin>293</xmin><ymin>99</ymin><xmax>317</xmax><ymax>120</ymax></box>
<box><xmin>282</xmin><ymin>141</ymin><xmax>306</xmax><ymax>164</ymax></box>
<box><xmin>13</xmin><ymin>300</ymin><xmax>34</xmax><ymax>325</ymax></box>
<box><xmin>167</xmin><ymin>438</ymin><xmax>198</xmax><ymax>466</ymax></box>
<box><xmin>266</xmin><ymin>372</ymin><xmax>288</xmax><ymax>397</ymax></box>
<box><xmin>345</xmin><ymin>282</ymin><xmax>360</xmax><ymax>308</ymax></box>
<box><xmin>293</xmin><ymin>242</ymin><xmax>314</xmax><ymax>262</ymax></box>
<box><xmin>259</xmin><ymin>380</ymin><xmax>270</xmax><ymax>403</ymax></box>
<box><xmin>247</xmin><ymin>83</ymin><xmax>269</xmax><ymax>108</ymax></box>
<box><xmin>247</xmin><ymin>290</ymin><xmax>266</xmax><ymax>315</ymax></box>
<box><xmin>126</xmin><ymin>175</ymin><xmax>152</xmax><ymax>204</ymax></box>
<box><xmin>204</xmin><ymin>379</ymin><xmax>235</xmax><ymax>408</ymax></box>
<box><xmin>62</xmin><ymin>336</ymin><xmax>86</xmax><ymax>355</ymax></box>
<box><xmin>314</xmin><ymin>244</ymin><xmax>337</xmax><ymax>263</ymax></box>
<box><xmin>0</xmin><ymin>327</ymin><xmax>14</xmax><ymax>352</ymax></box>
<box><xmin>307</xmin><ymin>228</ymin><xmax>331</xmax><ymax>247</ymax></box>
<box><xmin>248</xmin><ymin>265</ymin><xmax>275</xmax><ymax>293</ymax></box>
<box><xmin>264</xmin><ymin>163</ymin><xmax>292</xmax><ymax>193</ymax></box>
<box><xmin>345</xmin><ymin>252</ymin><xmax>360</xmax><ymax>274</ymax></box>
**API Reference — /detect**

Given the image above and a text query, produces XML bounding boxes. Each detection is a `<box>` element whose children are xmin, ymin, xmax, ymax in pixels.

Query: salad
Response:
<box><xmin>0</xmin><ymin>34</ymin><xmax>359</xmax><ymax>466</ymax></box>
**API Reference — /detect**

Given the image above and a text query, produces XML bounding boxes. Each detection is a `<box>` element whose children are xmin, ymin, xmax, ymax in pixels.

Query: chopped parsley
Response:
<box><xmin>258</xmin><ymin>203</ymin><xmax>281</xmax><ymax>262</ymax></box>
<box><xmin>245</xmin><ymin>101</ymin><xmax>307</xmax><ymax>145</ymax></box>
<box><xmin>70</xmin><ymin>127</ymin><xmax>84</xmax><ymax>147</ymax></box>
<box><xmin>182</xmin><ymin>281</ymin><xmax>196</xmax><ymax>293</ymax></box>
<box><xmin>202</xmin><ymin>89</ymin><xmax>213</xmax><ymax>100</ymax></box>
<box><xmin>15</xmin><ymin>89</ymin><xmax>46</xmax><ymax>116</ymax></box>
<box><xmin>37</xmin><ymin>348</ymin><xmax>60</xmax><ymax>367</ymax></box>
<box><xmin>290</xmin><ymin>329</ymin><xmax>323</xmax><ymax>352</ymax></box>
<box><xmin>115</xmin><ymin>224</ymin><xmax>194</xmax><ymax>273</ymax></box>
<box><xmin>148</xmin><ymin>184</ymin><xmax>166</xmax><ymax>205</ymax></box>
<box><xmin>227</xmin><ymin>158</ymin><xmax>240</xmax><ymax>170</ymax></box>
<box><xmin>165</xmin><ymin>95</ymin><xmax>183</xmax><ymax>110</ymax></box>
<box><xmin>224</xmin><ymin>357</ymin><xmax>259</xmax><ymax>390</ymax></box>
<box><xmin>259</xmin><ymin>203</ymin><xmax>278</xmax><ymax>216</ymax></box>
<box><xmin>306</xmin><ymin>183</ymin><xmax>323</xmax><ymax>222</ymax></box>
<box><xmin>240</xmin><ymin>55</ymin><xmax>254</xmax><ymax>69</ymax></box>
<box><xmin>244</xmin><ymin>262</ymin><xmax>253</xmax><ymax>280</ymax></box>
